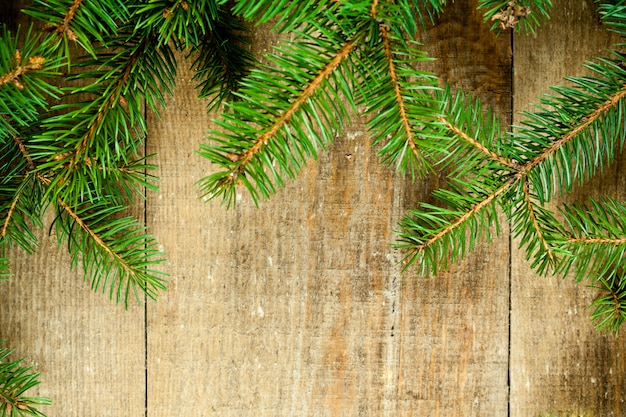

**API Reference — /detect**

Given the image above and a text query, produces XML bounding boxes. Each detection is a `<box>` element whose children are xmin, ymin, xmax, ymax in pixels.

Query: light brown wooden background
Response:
<box><xmin>2</xmin><ymin>1</ymin><xmax>626</xmax><ymax>416</ymax></box>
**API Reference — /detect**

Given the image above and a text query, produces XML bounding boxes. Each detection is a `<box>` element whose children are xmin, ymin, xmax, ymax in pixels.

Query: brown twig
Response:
<box><xmin>0</xmin><ymin>51</ymin><xmax>45</xmax><ymax>90</ymax></box>
<box><xmin>44</xmin><ymin>0</ymin><xmax>84</xmax><ymax>40</ymax></box>
<box><xmin>380</xmin><ymin>24</ymin><xmax>425</xmax><ymax>164</ymax></box>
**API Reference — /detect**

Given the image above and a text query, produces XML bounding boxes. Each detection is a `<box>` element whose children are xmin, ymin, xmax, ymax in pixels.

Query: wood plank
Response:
<box><xmin>146</xmin><ymin>1</ymin><xmax>511</xmax><ymax>415</ymax></box>
<box><xmin>0</xmin><ymin>4</ymin><xmax>146</xmax><ymax>416</ymax></box>
<box><xmin>1</xmin><ymin>228</ymin><xmax>146</xmax><ymax>417</ymax></box>
<box><xmin>397</xmin><ymin>2</ymin><xmax>512</xmax><ymax>416</ymax></box>
<box><xmin>510</xmin><ymin>2</ymin><xmax>626</xmax><ymax>416</ymax></box>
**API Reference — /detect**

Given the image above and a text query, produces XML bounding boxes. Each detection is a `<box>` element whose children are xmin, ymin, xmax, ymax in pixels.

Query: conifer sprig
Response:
<box><xmin>589</xmin><ymin>274</ymin><xmax>626</xmax><ymax>334</ymax></box>
<box><xmin>133</xmin><ymin>0</ymin><xmax>223</xmax><ymax>48</ymax></box>
<box><xmin>3</xmin><ymin>0</ymin><xmax>258</xmax><ymax>307</ymax></box>
<box><xmin>0</xmin><ymin>345</ymin><xmax>50</xmax><ymax>417</ymax></box>
<box><xmin>198</xmin><ymin>12</ymin><xmax>361</xmax><ymax>206</ymax></box>
<box><xmin>188</xmin><ymin>12</ymin><xmax>254</xmax><ymax>110</ymax></box>
<box><xmin>554</xmin><ymin>198</ymin><xmax>626</xmax><ymax>283</ymax></box>
<box><xmin>398</xmin><ymin>53</ymin><xmax>626</xmax><ymax>279</ymax></box>
<box><xmin>597</xmin><ymin>0</ymin><xmax>626</xmax><ymax>37</ymax></box>
<box><xmin>51</xmin><ymin>195</ymin><xmax>167</xmax><ymax>305</ymax></box>
<box><xmin>359</xmin><ymin>24</ymin><xmax>440</xmax><ymax>179</ymax></box>
<box><xmin>24</xmin><ymin>0</ymin><xmax>129</xmax><ymax>58</ymax></box>
<box><xmin>197</xmin><ymin>0</ymin><xmax>626</xmax><ymax>334</ymax></box>
<box><xmin>29</xmin><ymin>27</ymin><xmax>176</xmax><ymax>205</ymax></box>
<box><xmin>0</xmin><ymin>26</ymin><xmax>61</xmax><ymax>137</ymax></box>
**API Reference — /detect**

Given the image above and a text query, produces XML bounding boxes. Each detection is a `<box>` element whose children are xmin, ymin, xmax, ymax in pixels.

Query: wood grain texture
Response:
<box><xmin>396</xmin><ymin>2</ymin><xmax>512</xmax><ymax>416</ymax></box>
<box><xmin>0</xmin><ymin>219</ymin><xmax>146</xmax><ymax>417</ymax></box>
<box><xmin>145</xmin><ymin>56</ymin><xmax>420</xmax><ymax>417</ymax></box>
<box><xmin>4</xmin><ymin>1</ymin><xmax>626</xmax><ymax>416</ymax></box>
<box><xmin>510</xmin><ymin>2</ymin><xmax>626</xmax><ymax>416</ymax></box>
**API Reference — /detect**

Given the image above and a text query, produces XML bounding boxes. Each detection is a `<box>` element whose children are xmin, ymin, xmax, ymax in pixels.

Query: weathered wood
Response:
<box><xmin>5</xmin><ymin>1</ymin><xmax>626</xmax><ymax>416</ymax></box>
<box><xmin>510</xmin><ymin>2</ymin><xmax>626</xmax><ymax>416</ymax></box>
<box><xmin>395</xmin><ymin>2</ymin><xmax>512</xmax><ymax>416</ymax></box>
<box><xmin>146</xmin><ymin>1</ymin><xmax>511</xmax><ymax>416</ymax></box>
<box><xmin>1</xmin><ymin>233</ymin><xmax>146</xmax><ymax>417</ymax></box>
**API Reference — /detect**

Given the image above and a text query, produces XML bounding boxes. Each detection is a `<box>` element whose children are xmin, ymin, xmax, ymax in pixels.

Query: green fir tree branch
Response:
<box><xmin>0</xmin><ymin>345</ymin><xmax>50</xmax><ymax>417</ymax></box>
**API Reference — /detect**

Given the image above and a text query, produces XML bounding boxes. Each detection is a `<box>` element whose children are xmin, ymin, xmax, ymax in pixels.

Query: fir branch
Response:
<box><xmin>66</xmin><ymin>37</ymin><xmax>149</xmax><ymax>170</ymax></box>
<box><xmin>396</xmin><ymin>57</ymin><xmax>626</xmax><ymax>276</ymax></box>
<box><xmin>199</xmin><ymin>23</ymin><xmax>360</xmax><ymax>206</ymax></box>
<box><xmin>0</xmin><ymin>137</ymin><xmax>43</xmax><ymax>254</ymax></box>
<box><xmin>520</xmin><ymin>177</ymin><xmax>555</xmax><ymax>261</ymax></box>
<box><xmin>25</xmin><ymin>0</ymin><xmax>129</xmax><ymax>56</ymax></box>
<box><xmin>507</xmin><ymin>176</ymin><xmax>562</xmax><ymax>274</ymax></box>
<box><xmin>0</xmin><ymin>51</ymin><xmax>45</xmax><ymax>90</ymax></box>
<box><xmin>188</xmin><ymin>9</ymin><xmax>255</xmax><ymax>111</ymax></box>
<box><xmin>387</xmin><ymin>0</ymin><xmax>449</xmax><ymax>35</ymax></box>
<box><xmin>433</xmin><ymin>87</ymin><xmax>515</xmax><ymax>177</ymax></box>
<box><xmin>516</xmin><ymin>83</ymin><xmax>626</xmax><ymax>178</ymax></box>
<box><xmin>513</xmin><ymin>56</ymin><xmax>626</xmax><ymax>202</ymax></box>
<box><xmin>51</xmin><ymin>192</ymin><xmax>167</xmax><ymax>305</ymax></box>
<box><xmin>589</xmin><ymin>275</ymin><xmax>626</xmax><ymax>335</ymax></box>
<box><xmin>371</xmin><ymin>0</ymin><xmax>379</xmax><ymax>18</ymax></box>
<box><xmin>0</xmin><ymin>346</ymin><xmax>50</xmax><ymax>417</ymax></box>
<box><xmin>596</xmin><ymin>0</ymin><xmax>626</xmax><ymax>37</ymax></box>
<box><xmin>0</xmin><ymin>26</ymin><xmax>62</xmax><ymax>135</ymax></box>
<box><xmin>46</xmin><ymin>0</ymin><xmax>84</xmax><ymax>41</ymax></box>
<box><xmin>554</xmin><ymin>198</ymin><xmax>626</xmax><ymax>283</ymax></box>
<box><xmin>355</xmin><ymin>11</ymin><xmax>441</xmax><ymax>178</ymax></box>
<box><xmin>29</xmin><ymin>28</ymin><xmax>175</xmax><ymax>203</ymax></box>
<box><xmin>236</xmin><ymin>39</ymin><xmax>356</xmax><ymax>166</ymax></box>
<box><xmin>231</xmin><ymin>0</ymin><xmax>335</xmax><ymax>31</ymax></box>
<box><xmin>133</xmin><ymin>0</ymin><xmax>224</xmax><ymax>49</ymax></box>
<box><xmin>437</xmin><ymin>115</ymin><xmax>517</xmax><ymax>169</ymax></box>
<box><xmin>398</xmin><ymin>179</ymin><xmax>510</xmax><ymax>274</ymax></box>
<box><xmin>3</xmin><ymin>133</ymin><xmax>165</xmax><ymax>305</ymax></box>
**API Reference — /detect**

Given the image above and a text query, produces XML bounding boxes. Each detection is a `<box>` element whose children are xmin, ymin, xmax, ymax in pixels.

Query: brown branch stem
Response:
<box><xmin>410</xmin><ymin>180</ymin><xmax>514</xmax><ymax>254</ymax></box>
<box><xmin>46</xmin><ymin>0</ymin><xmax>84</xmax><ymax>40</ymax></box>
<box><xmin>371</xmin><ymin>0</ymin><xmax>379</xmax><ymax>18</ymax></box>
<box><xmin>0</xmin><ymin>51</ymin><xmax>45</xmax><ymax>89</ymax></box>
<box><xmin>522</xmin><ymin>176</ymin><xmax>555</xmax><ymax>261</ymax></box>
<box><xmin>381</xmin><ymin>24</ymin><xmax>423</xmax><ymax>163</ymax></box>
<box><xmin>438</xmin><ymin>115</ymin><xmax>517</xmax><ymax>169</ymax></box>
<box><xmin>568</xmin><ymin>237</ymin><xmax>626</xmax><ymax>245</ymax></box>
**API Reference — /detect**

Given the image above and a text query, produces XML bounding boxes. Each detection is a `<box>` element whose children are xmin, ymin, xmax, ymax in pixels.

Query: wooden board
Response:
<box><xmin>145</xmin><ymin>1</ymin><xmax>511</xmax><ymax>416</ymax></box>
<box><xmin>510</xmin><ymin>2</ymin><xmax>626</xmax><ymax>416</ymax></box>
<box><xmin>3</xmin><ymin>1</ymin><xmax>626</xmax><ymax>416</ymax></box>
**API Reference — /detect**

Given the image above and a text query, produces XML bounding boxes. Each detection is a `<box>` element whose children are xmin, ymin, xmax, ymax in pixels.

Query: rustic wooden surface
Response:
<box><xmin>511</xmin><ymin>2</ymin><xmax>626</xmax><ymax>417</ymax></box>
<box><xmin>1</xmin><ymin>1</ymin><xmax>625</xmax><ymax>416</ymax></box>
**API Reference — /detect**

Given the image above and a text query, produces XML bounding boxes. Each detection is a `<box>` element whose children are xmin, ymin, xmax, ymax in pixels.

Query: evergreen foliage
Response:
<box><xmin>1</xmin><ymin>0</ymin><xmax>254</xmax><ymax>308</ymax></box>
<box><xmin>197</xmin><ymin>0</ymin><xmax>626</xmax><ymax>337</ymax></box>
<box><xmin>0</xmin><ymin>345</ymin><xmax>50</xmax><ymax>417</ymax></box>
<box><xmin>3</xmin><ymin>0</ymin><xmax>626</xmax><ymax>412</ymax></box>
